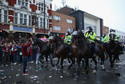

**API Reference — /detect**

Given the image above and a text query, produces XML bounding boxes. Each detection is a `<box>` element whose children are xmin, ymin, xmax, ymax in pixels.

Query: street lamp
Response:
<box><xmin>44</xmin><ymin>0</ymin><xmax>45</xmax><ymax>36</ymax></box>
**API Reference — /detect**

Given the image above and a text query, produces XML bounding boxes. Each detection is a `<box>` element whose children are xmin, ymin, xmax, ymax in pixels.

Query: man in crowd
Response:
<box><xmin>21</xmin><ymin>38</ymin><xmax>32</xmax><ymax>75</ymax></box>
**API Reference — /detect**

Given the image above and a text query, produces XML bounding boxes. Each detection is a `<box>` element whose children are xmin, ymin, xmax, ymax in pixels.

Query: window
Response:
<box><xmin>0</xmin><ymin>9</ymin><xmax>1</xmax><ymax>22</ymax></box>
<box><xmin>29</xmin><ymin>16</ymin><xmax>31</xmax><ymax>26</ymax></box>
<box><xmin>18</xmin><ymin>0</ymin><xmax>28</xmax><ymax>7</ymax></box>
<box><xmin>53</xmin><ymin>15</ymin><xmax>60</xmax><ymax>21</ymax></box>
<box><xmin>66</xmin><ymin>19</ymin><xmax>72</xmax><ymax>23</ymax></box>
<box><xmin>4</xmin><ymin>10</ymin><xmax>8</xmax><ymax>22</ymax></box>
<box><xmin>14</xmin><ymin>13</ymin><xmax>18</xmax><ymax>24</ymax></box>
<box><xmin>37</xmin><ymin>3</ymin><xmax>44</xmax><ymax>12</ymax></box>
<box><xmin>36</xmin><ymin>17</ymin><xmax>39</xmax><ymax>27</ymax></box>
<box><xmin>67</xmin><ymin>28</ymin><xmax>73</xmax><ymax>32</ymax></box>
<box><xmin>24</xmin><ymin>14</ymin><xmax>27</xmax><ymax>25</ymax></box>
<box><xmin>53</xmin><ymin>26</ymin><xmax>61</xmax><ymax>31</ymax></box>
<box><xmin>40</xmin><ymin>18</ymin><xmax>43</xmax><ymax>27</ymax></box>
<box><xmin>47</xmin><ymin>19</ymin><xmax>49</xmax><ymax>29</ymax></box>
<box><xmin>20</xmin><ymin>14</ymin><xmax>23</xmax><ymax>24</ymax></box>
<box><xmin>106</xmin><ymin>29</ymin><xmax>107</xmax><ymax>32</ymax></box>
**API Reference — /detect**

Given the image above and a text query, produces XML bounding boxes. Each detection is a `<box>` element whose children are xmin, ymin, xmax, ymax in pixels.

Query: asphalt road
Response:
<box><xmin>0</xmin><ymin>53</ymin><xmax>125</xmax><ymax>84</ymax></box>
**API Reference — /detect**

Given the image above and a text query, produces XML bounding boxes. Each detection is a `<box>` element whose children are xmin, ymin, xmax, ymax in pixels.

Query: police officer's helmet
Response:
<box><xmin>103</xmin><ymin>33</ymin><xmax>106</xmax><ymax>37</ymax></box>
<box><xmin>87</xmin><ymin>26</ymin><xmax>93</xmax><ymax>31</ymax></box>
<box><xmin>110</xmin><ymin>29</ymin><xmax>115</xmax><ymax>32</ymax></box>
<box><xmin>66</xmin><ymin>31</ymin><xmax>70</xmax><ymax>36</ymax></box>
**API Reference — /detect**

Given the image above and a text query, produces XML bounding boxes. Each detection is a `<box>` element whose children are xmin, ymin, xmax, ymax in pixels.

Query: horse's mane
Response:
<box><xmin>74</xmin><ymin>31</ymin><xmax>87</xmax><ymax>47</ymax></box>
<box><xmin>33</xmin><ymin>36</ymin><xmax>45</xmax><ymax>45</ymax></box>
<box><xmin>55</xmin><ymin>36</ymin><xmax>63</xmax><ymax>43</ymax></box>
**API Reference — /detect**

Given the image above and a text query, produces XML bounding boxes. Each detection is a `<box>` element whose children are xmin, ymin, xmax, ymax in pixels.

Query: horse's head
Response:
<box><xmin>32</xmin><ymin>36</ymin><xmax>43</xmax><ymax>46</ymax></box>
<box><xmin>109</xmin><ymin>33</ymin><xmax>115</xmax><ymax>41</ymax></box>
<box><xmin>48</xmin><ymin>36</ymin><xmax>55</xmax><ymax>43</ymax></box>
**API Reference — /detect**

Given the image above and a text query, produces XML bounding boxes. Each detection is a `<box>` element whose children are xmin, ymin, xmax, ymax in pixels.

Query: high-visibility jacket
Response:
<box><xmin>102</xmin><ymin>35</ymin><xmax>109</xmax><ymax>43</ymax></box>
<box><xmin>84</xmin><ymin>32</ymin><xmax>96</xmax><ymax>42</ymax></box>
<box><xmin>64</xmin><ymin>35</ymin><xmax>72</xmax><ymax>44</ymax></box>
<box><xmin>102</xmin><ymin>33</ymin><xmax>118</xmax><ymax>43</ymax></box>
<box><xmin>114</xmin><ymin>33</ymin><xmax>118</xmax><ymax>41</ymax></box>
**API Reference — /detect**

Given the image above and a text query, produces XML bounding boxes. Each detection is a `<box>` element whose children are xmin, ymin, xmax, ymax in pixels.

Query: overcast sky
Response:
<box><xmin>52</xmin><ymin>0</ymin><xmax>125</xmax><ymax>32</ymax></box>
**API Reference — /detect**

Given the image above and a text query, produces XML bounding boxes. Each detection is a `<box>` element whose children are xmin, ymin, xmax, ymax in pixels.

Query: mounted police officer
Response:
<box><xmin>64</xmin><ymin>31</ymin><xmax>72</xmax><ymax>44</ymax></box>
<box><xmin>84</xmin><ymin>26</ymin><xmax>96</xmax><ymax>52</ymax></box>
<box><xmin>64</xmin><ymin>31</ymin><xmax>72</xmax><ymax>55</ymax></box>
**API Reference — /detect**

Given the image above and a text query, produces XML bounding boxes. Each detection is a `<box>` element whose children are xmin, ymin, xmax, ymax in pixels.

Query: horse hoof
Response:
<box><xmin>101</xmin><ymin>65</ymin><xmax>105</xmax><ymax>70</ymax></box>
<box><xmin>92</xmin><ymin>70</ymin><xmax>97</xmax><ymax>74</ymax></box>
<box><xmin>74</xmin><ymin>76</ymin><xmax>79</xmax><ymax>80</ymax></box>
<box><xmin>115</xmin><ymin>73</ymin><xmax>121</xmax><ymax>76</ymax></box>
<box><xmin>60</xmin><ymin>76</ymin><xmax>63</xmax><ymax>78</ymax></box>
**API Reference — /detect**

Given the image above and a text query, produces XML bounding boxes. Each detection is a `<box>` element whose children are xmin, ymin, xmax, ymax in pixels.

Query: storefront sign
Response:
<box><xmin>13</xmin><ymin>26</ymin><xmax>33</xmax><ymax>32</ymax></box>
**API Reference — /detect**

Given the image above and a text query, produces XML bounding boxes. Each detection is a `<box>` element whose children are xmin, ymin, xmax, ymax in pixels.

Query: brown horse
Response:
<box><xmin>49</xmin><ymin>35</ymin><xmax>77</xmax><ymax>74</ymax></box>
<box><xmin>105</xmin><ymin>33</ymin><xmax>123</xmax><ymax>67</ymax></box>
<box><xmin>94</xmin><ymin>39</ymin><xmax>106</xmax><ymax>70</ymax></box>
<box><xmin>72</xmin><ymin>31</ymin><xmax>97</xmax><ymax>79</ymax></box>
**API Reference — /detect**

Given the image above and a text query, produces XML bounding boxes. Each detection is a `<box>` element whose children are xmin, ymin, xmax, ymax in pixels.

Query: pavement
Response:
<box><xmin>0</xmin><ymin>53</ymin><xmax>125</xmax><ymax>84</ymax></box>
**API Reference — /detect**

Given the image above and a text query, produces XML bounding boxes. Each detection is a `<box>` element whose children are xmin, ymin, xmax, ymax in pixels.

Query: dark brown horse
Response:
<box><xmin>94</xmin><ymin>39</ymin><xmax>106</xmax><ymax>70</ymax></box>
<box><xmin>72</xmin><ymin>31</ymin><xmax>97</xmax><ymax>79</ymax></box>
<box><xmin>49</xmin><ymin>35</ymin><xmax>77</xmax><ymax>74</ymax></box>
<box><xmin>32</xmin><ymin>36</ymin><xmax>53</xmax><ymax>67</ymax></box>
<box><xmin>106</xmin><ymin>33</ymin><xmax>122</xmax><ymax>67</ymax></box>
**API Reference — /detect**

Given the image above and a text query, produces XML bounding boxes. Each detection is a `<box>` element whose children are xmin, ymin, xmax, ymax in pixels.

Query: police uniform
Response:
<box><xmin>64</xmin><ymin>35</ymin><xmax>72</xmax><ymax>44</ymax></box>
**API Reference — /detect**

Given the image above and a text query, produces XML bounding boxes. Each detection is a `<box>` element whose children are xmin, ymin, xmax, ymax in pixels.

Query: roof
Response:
<box><xmin>56</xmin><ymin>6</ymin><xmax>75</xmax><ymax>15</ymax></box>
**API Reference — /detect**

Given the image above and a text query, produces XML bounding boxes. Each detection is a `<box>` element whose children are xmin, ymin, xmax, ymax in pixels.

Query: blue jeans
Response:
<box><xmin>22</xmin><ymin>56</ymin><xmax>28</xmax><ymax>74</ymax></box>
<box><xmin>13</xmin><ymin>54</ymin><xmax>17</xmax><ymax>63</ymax></box>
<box><xmin>17</xmin><ymin>55</ymin><xmax>22</xmax><ymax>63</ymax></box>
<box><xmin>29</xmin><ymin>55</ymin><xmax>33</xmax><ymax>61</ymax></box>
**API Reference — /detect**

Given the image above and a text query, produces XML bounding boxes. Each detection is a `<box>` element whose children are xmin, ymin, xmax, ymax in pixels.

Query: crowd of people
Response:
<box><xmin>0</xmin><ymin>39</ymin><xmax>41</xmax><ymax>66</ymax></box>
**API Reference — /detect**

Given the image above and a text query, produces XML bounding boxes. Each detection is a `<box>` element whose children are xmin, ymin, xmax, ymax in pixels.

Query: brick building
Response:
<box><xmin>102</xmin><ymin>26</ymin><xmax>109</xmax><ymax>35</ymax></box>
<box><xmin>52</xmin><ymin>11</ymin><xmax>75</xmax><ymax>35</ymax></box>
<box><xmin>0</xmin><ymin>0</ymin><xmax>52</xmax><ymax>42</ymax></box>
<box><xmin>56</xmin><ymin>6</ymin><xmax>103</xmax><ymax>39</ymax></box>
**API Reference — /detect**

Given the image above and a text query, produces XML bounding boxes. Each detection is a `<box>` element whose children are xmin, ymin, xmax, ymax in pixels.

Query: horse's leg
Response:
<box><xmin>100</xmin><ymin>53</ymin><xmax>105</xmax><ymax>70</ymax></box>
<box><xmin>56</xmin><ymin>57</ymin><xmax>60</xmax><ymax>66</ymax></box>
<box><xmin>68</xmin><ymin>58</ymin><xmax>71</xmax><ymax>63</ymax></box>
<box><xmin>92</xmin><ymin>56</ymin><xmax>97</xmax><ymax>74</ymax></box>
<box><xmin>75</xmin><ymin>58</ymin><xmax>81</xmax><ymax>80</ymax></box>
<box><xmin>68</xmin><ymin>57</ymin><xmax>75</xmax><ymax>70</ymax></box>
<box><xmin>39</xmin><ymin>54</ymin><xmax>44</xmax><ymax>67</ymax></box>
<box><xmin>60</xmin><ymin>58</ymin><xmax>64</xmax><ymax>75</ymax></box>
<box><xmin>45</xmin><ymin>54</ymin><xmax>48</xmax><ymax>67</ymax></box>
<box><xmin>85</xmin><ymin>58</ymin><xmax>89</xmax><ymax>74</ymax></box>
<box><xmin>109</xmin><ymin>54</ymin><xmax>113</xmax><ymax>67</ymax></box>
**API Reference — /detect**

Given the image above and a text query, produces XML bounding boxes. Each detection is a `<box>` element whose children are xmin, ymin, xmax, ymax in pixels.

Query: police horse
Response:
<box><xmin>71</xmin><ymin>31</ymin><xmax>97</xmax><ymax>79</ymax></box>
<box><xmin>49</xmin><ymin>35</ymin><xmax>77</xmax><ymax>75</ymax></box>
<box><xmin>32</xmin><ymin>36</ymin><xmax>54</xmax><ymax>67</ymax></box>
